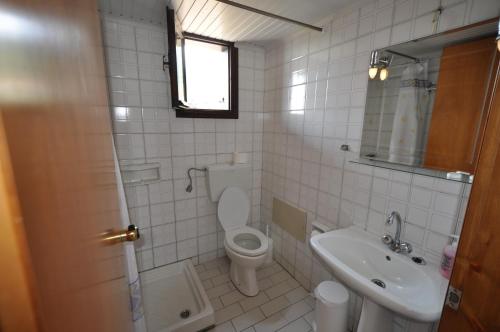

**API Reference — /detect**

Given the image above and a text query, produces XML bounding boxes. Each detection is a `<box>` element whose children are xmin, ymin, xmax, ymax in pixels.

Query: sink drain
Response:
<box><xmin>180</xmin><ymin>309</ymin><xmax>191</xmax><ymax>319</ymax></box>
<box><xmin>412</xmin><ymin>256</ymin><xmax>426</xmax><ymax>265</ymax></box>
<box><xmin>371</xmin><ymin>279</ymin><xmax>386</xmax><ymax>289</ymax></box>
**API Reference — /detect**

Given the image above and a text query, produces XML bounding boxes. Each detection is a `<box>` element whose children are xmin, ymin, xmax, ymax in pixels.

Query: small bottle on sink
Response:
<box><xmin>440</xmin><ymin>236</ymin><xmax>458</xmax><ymax>279</ymax></box>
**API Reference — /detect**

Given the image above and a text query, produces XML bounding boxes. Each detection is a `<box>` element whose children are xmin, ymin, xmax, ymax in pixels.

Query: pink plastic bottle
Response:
<box><xmin>440</xmin><ymin>238</ymin><xmax>458</xmax><ymax>279</ymax></box>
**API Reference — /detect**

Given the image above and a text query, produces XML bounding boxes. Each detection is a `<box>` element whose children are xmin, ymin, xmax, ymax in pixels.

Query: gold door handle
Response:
<box><xmin>102</xmin><ymin>225</ymin><xmax>140</xmax><ymax>245</ymax></box>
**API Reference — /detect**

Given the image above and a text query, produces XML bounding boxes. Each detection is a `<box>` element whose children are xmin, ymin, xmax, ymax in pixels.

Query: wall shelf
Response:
<box><xmin>350</xmin><ymin>158</ymin><xmax>473</xmax><ymax>184</ymax></box>
<box><xmin>121</xmin><ymin>162</ymin><xmax>161</xmax><ymax>185</ymax></box>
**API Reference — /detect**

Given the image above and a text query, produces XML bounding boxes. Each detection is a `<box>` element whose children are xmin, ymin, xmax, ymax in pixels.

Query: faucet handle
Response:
<box><xmin>381</xmin><ymin>234</ymin><xmax>394</xmax><ymax>245</ymax></box>
<box><xmin>399</xmin><ymin>242</ymin><xmax>413</xmax><ymax>254</ymax></box>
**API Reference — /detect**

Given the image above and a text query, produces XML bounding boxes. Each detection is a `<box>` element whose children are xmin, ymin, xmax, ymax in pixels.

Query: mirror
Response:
<box><xmin>360</xmin><ymin>19</ymin><xmax>499</xmax><ymax>177</ymax></box>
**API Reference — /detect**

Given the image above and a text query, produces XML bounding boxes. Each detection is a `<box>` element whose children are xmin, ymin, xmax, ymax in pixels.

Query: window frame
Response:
<box><xmin>166</xmin><ymin>8</ymin><xmax>239</xmax><ymax>119</ymax></box>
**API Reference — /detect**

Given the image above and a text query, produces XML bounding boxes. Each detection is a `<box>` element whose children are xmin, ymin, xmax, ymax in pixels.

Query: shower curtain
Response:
<box><xmin>388</xmin><ymin>62</ymin><xmax>430</xmax><ymax>165</ymax></box>
<box><xmin>112</xmin><ymin>143</ymin><xmax>148</xmax><ymax>332</ymax></box>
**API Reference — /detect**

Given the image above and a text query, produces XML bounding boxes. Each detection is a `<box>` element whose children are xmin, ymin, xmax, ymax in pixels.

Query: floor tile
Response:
<box><xmin>204</xmin><ymin>258</ymin><xmax>313</xmax><ymax>332</ymax></box>
<box><xmin>199</xmin><ymin>268</ymin><xmax>221</xmax><ymax>281</ymax></box>
<box><xmin>212</xmin><ymin>273</ymin><xmax>231</xmax><ymax>286</ymax></box>
<box><xmin>278</xmin><ymin>318</ymin><xmax>311</xmax><ymax>332</ymax></box>
<box><xmin>265</xmin><ymin>280</ymin><xmax>295</xmax><ymax>299</ymax></box>
<box><xmin>258</xmin><ymin>277</ymin><xmax>274</xmax><ymax>290</ymax></box>
<box><xmin>254</xmin><ymin>312</ymin><xmax>289</xmax><ymax>332</ymax></box>
<box><xmin>260</xmin><ymin>296</ymin><xmax>290</xmax><ymax>317</ymax></box>
<box><xmin>207</xmin><ymin>283</ymin><xmax>233</xmax><ymax>299</ymax></box>
<box><xmin>202</xmin><ymin>279</ymin><xmax>214</xmax><ymax>290</ymax></box>
<box><xmin>221</xmin><ymin>290</ymin><xmax>247</xmax><ymax>307</ymax></box>
<box><xmin>241</xmin><ymin>327</ymin><xmax>256</xmax><ymax>332</ymax></box>
<box><xmin>303</xmin><ymin>311</ymin><xmax>314</xmax><ymax>326</ymax></box>
<box><xmin>281</xmin><ymin>300</ymin><xmax>312</xmax><ymax>323</ymax></box>
<box><xmin>240</xmin><ymin>292</ymin><xmax>269</xmax><ymax>312</ymax></box>
<box><xmin>214</xmin><ymin>321</ymin><xmax>236</xmax><ymax>332</ymax></box>
<box><xmin>257</xmin><ymin>265</ymin><xmax>277</xmax><ymax>280</ymax></box>
<box><xmin>216</xmin><ymin>303</ymin><xmax>244</xmax><ymax>324</ymax></box>
<box><xmin>270</xmin><ymin>270</ymin><xmax>291</xmax><ymax>284</ymax></box>
<box><xmin>232</xmin><ymin>307</ymin><xmax>266</xmax><ymax>331</ymax></box>
<box><xmin>284</xmin><ymin>287</ymin><xmax>309</xmax><ymax>304</ymax></box>
<box><xmin>211</xmin><ymin>297</ymin><xmax>224</xmax><ymax>311</ymax></box>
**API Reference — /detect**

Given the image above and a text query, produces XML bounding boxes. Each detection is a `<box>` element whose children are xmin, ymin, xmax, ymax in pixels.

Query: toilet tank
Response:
<box><xmin>206</xmin><ymin>164</ymin><xmax>251</xmax><ymax>202</ymax></box>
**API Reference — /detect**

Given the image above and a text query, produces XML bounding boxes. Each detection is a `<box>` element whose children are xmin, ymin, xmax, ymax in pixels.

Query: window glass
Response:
<box><xmin>175</xmin><ymin>39</ymin><xmax>185</xmax><ymax>102</ymax></box>
<box><xmin>166</xmin><ymin>8</ymin><xmax>238</xmax><ymax>118</ymax></box>
<box><xmin>183</xmin><ymin>39</ymin><xmax>229</xmax><ymax>110</ymax></box>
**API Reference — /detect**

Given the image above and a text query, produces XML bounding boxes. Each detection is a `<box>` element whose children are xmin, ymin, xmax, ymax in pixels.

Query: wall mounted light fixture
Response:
<box><xmin>379</xmin><ymin>67</ymin><xmax>389</xmax><ymax>81</ymax></box>
<box><xmin>368</xmin><ymin>50</ymin><xmax>392</xmax><ymax>80</ymax></box>
<box><xmin>369</xmin><ymin>51</ymin><xmax>379</xmax><ymax>79</ymax></box>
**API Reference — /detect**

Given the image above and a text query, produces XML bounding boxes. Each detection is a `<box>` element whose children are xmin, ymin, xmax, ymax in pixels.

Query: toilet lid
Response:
<box><xmin>218</xmin><ymin>187</ymin><xmax>250</xmax><ymax>230</ymax></box>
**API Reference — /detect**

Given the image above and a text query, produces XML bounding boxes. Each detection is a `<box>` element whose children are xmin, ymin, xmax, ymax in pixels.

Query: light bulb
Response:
<box><xmin>497</xmin><ymin>38</ymin><xmax>500</xmax><ymax>52</ymax></box>
<box><xmin>380</xmin><ymin>68</ymin><xmax>389</xmax><ymax>81</ymax></box>
<box><xmin>368</xmin><ymin>67</ymin><xmax>378</xmax><ymax>79</ymax></box>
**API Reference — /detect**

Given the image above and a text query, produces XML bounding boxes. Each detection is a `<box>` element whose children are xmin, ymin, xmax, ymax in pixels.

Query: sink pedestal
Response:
<box><xmin>357</xmin><ymin>298</ymin><xmax>393</xmax><ymax>332</ymax></box>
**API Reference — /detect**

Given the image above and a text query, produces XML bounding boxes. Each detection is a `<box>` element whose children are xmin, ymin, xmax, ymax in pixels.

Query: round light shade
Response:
<box><xmin>380</xmin><ymin>68</ymin><xmax>389</xmax><ymax>81</ymax></box>
<box><xmin>368</xmin><ymin>67</ymin><xmax>378</xmax><ymax>79</ymax></box>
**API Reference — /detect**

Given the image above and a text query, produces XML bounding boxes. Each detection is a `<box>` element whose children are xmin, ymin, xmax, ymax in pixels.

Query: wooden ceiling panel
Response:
<box><xmin>98</xmin><ymin>0</ymin><xmax>351</xmax><ymax>44</ymax></box>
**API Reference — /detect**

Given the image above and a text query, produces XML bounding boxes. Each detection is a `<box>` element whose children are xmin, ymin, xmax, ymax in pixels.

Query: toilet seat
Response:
<box><xmin>218</xmin><ymin>187</ymin><xmax>268</xmax><ymax>257</ymax></box>
<box><xmin>225</xmin><ymin>226</ymin><xmax>268</xmax><ymax>257</ymax></box>
<box><xmin>218</xmin><ymin>187</ymin><xmax>250</xmax><ymax>231</ymax></box>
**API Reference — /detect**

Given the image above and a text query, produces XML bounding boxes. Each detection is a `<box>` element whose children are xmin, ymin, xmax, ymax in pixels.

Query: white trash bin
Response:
<box><xmin>313</xmin><ymin>281</ymin><xmax>349</xmax><ymax>332</ymax></box>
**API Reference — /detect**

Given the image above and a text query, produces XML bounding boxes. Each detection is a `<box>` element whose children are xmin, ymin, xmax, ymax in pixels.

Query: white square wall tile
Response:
<box><xmin>153</xmin><ymin>243</ymin><xmax>177</xmax><ymax>266</ymax></box>
<box><xmin>150</xmin><ymin>202</ymin><xmax>175</xmax><ymax>226</ymax></box>
<box><xmin>410</xmin><ymin>187</ymin><xmax>432</xmax><ymax>208</ymax></box>
<box><xmin>429</xmin><ymin>213</ymin><xmax>456</xmax><ymax>235</ymax></box>
<box><xmin>148</xmin><ymin>181</ymin><xmax>174</xmax><ymax>204</ymax></box>
<box><xmin>177</xmin><ymin>238</ymin><xmax>198</xmax><ymax>260</ymax></box>
<box><xmin>394</xmin><ymin>0</ymin><xmax>414</xmax><ymax>23</ymax></box>
<box><xmin>198</xmin><ymin>233</ymin><xmax>217</xmax><ymax>254</ymax></box>
<box><xmin>175</xmin><ymin>198</ymin><xmax>197</xmax><ymax>221</ymax></box>
<box><xmin>433</xmin><ymin>193</ymin><xmax>460</xmax><ymax>216</ymax></box>
<box><xmin>171</xmin><ymin>134</ymin><xmax>195</xmax><ymax>156</ymax></box>
<box><xmin>391</xmin><ymin>21</ymin><xmax>412</xmax><ymax>44</ymax></box>
<box><xmin>152</xmin><ymin>223</ymin><xmax>176</xmax><ymax>246</ymax></box>
<box><xmin>129</xmin><ymin>206</ymin><xmax>150</xmax><ymax>229</ymax></box>
<box><xmin>176</xmin><ymin>218</ymin><xmax>198</xmax><ymax>241</ymax></box>
<box><xmin>145</xmin><ymin>134</ymin><xmax>171</xmax><ymax>158</ymax></box>
<box><xmin>375</xmin><ymin>6</ymin><xmax>394</xmax><ymax>30</ymax></box>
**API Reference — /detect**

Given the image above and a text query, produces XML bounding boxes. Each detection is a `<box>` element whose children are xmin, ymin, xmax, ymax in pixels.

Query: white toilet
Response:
<box><xmin>206</xmin><ymin>164</ymin><xmax>269</xmax><ymax>296</ymax></box>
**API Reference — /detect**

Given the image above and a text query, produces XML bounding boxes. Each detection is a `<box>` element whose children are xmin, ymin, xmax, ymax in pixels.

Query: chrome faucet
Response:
<box><xmin>381</xmin><ymin>211</ymin><xmax>412</xmax><ymax>254</ymax></box>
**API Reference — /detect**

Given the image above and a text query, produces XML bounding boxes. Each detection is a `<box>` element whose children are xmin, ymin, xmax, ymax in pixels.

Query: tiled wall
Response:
<box><xmin>101</xmin><ymin>16</ymin><xmax>265</xmax><ymax>272</ymax></box>
<box><xmin>261</xmin><ymin>0</ymin><xmax>498</xmax><ymax>330</ymax></box>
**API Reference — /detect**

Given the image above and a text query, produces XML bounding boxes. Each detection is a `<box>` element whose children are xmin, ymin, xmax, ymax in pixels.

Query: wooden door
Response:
<box><xmin>438</xmin><ymin>60</ymin><xmax>500</xmax><ymax>331</ymax></box>
<box><xmin>0</xmin><ymin>1</ymin><xmax>133</xmax><ymax>332</ymax></box>
<box><xmin>424</xmin><ymin>38</ymin><xmax>498</xmax><ymax>173</ymax></box>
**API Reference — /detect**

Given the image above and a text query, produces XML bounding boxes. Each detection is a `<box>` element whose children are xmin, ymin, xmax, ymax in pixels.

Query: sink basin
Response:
<box><xmin>310</xmin><ymin>227</ymin><xmax>448</xmax><ymax>327</ymax></box>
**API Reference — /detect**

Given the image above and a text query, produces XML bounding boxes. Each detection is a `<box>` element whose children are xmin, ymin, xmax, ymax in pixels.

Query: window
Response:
<box><xmin>167</xmin><ymin>8</ymin><xmax>238</xmax><ymax>118</ymax></box>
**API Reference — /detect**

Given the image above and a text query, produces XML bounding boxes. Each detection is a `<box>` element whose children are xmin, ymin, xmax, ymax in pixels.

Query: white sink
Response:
<box><xmin>310</xmin><ymin>227</ymin><xmax>448</xmax><ymax>331</ymax></box>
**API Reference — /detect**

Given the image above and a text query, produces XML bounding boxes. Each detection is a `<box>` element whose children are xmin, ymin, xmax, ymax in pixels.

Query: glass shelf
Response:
<box><xmin>349</xmin><ymin>158</ymin><xmax>473</xmax><ymax>184</ymax></box>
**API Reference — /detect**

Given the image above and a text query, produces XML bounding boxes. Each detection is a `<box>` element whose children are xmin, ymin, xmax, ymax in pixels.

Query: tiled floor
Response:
<box><xmin>196</xmin><ymin>257</ymin><xmax>315</xmax><ymax>332</ymax></box>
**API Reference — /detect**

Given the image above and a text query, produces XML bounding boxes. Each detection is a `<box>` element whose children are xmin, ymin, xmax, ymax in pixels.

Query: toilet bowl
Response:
<box><xmin>218</xmin><ymin>187</ymin><xmax>268</xmax><ymax>296</ymax></box>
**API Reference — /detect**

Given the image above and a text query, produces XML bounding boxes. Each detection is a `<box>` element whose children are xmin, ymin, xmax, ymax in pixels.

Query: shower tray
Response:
<box><xmin>140</xmin><ymin>260</ymin><xmax>215</xmax><ymax>332</ymax></box>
